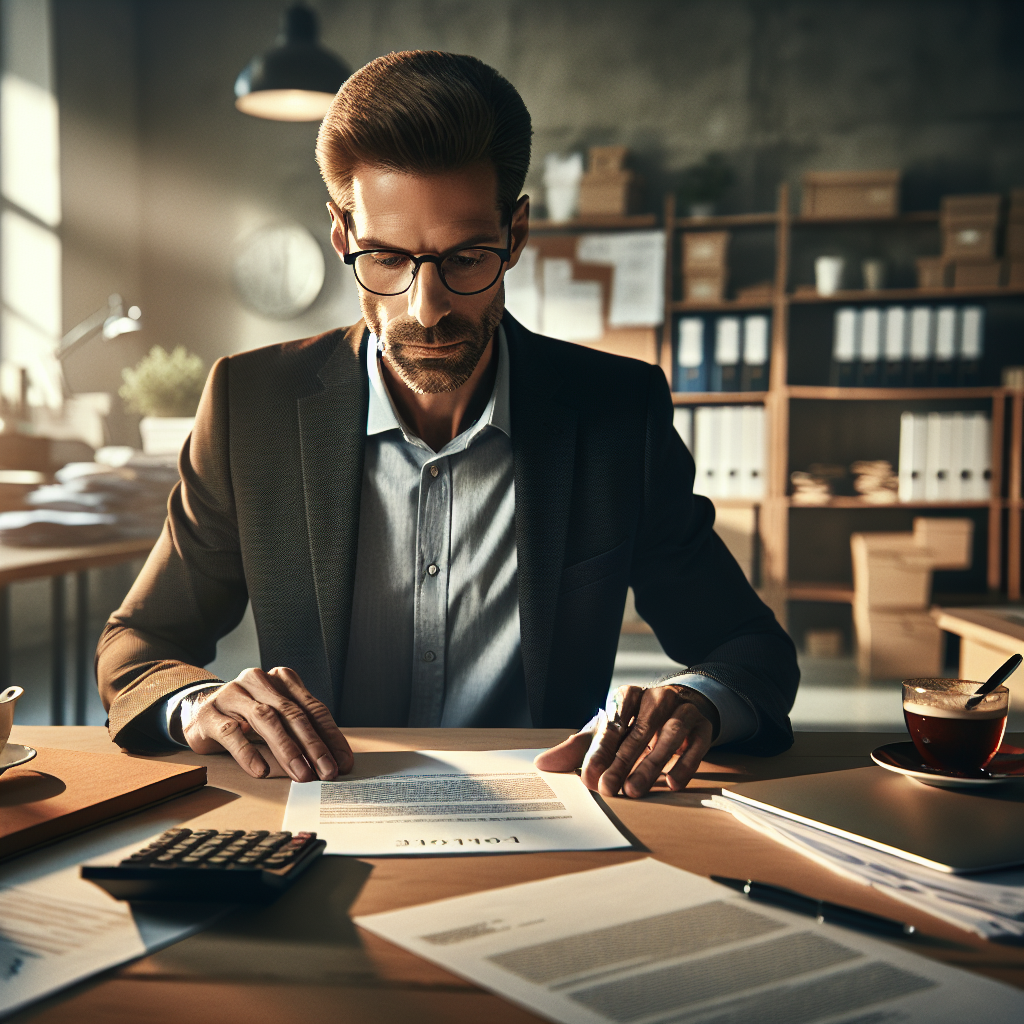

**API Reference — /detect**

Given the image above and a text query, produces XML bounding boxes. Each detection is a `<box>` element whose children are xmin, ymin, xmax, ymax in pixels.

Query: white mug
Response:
<box><xmin>815</xmin><ymin>256</ymin><xmax>845</xmax><ymax>296</ymax></box>
<box><xmin>0</xmin><ymin>685</ymin><xmax>23</xmax><ymax>758</ymax></box>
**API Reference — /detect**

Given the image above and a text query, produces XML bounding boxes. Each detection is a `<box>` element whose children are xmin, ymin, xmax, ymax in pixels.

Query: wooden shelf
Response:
<box><xmin>529</xmin><ymin>214</ymin><xmax>657</xmax><ymax>231</ymax></box>
<box><xmin>786</xmin><ymin>385</ymin><xmax>1004</xmax><ymax>401</ymax></box>
<box><xmin>789</xmin><ymin>285</ymin><xmax>1024</xmax><ymax>304</ymax></box>
<box><xmin>787</xmin><ymin>583</ymin><xmax>854</xmax><ymax>603</ymax></box>
<box><xmin>791</xmin><ymin>212</ymin><xmax>940</xmax><ymax>226</ymax></box>
<box><xmin>709</xmin><ymin>497</ymin><xmax>762</xmax><ymax>508</ymax></box>
<box><xmin>669</xmin><ymin>299</ymin><xmax>775</xmax><ymax>313</ymax></box>
<box><xmin>672</xmin><ymin>391</ymin><xmax>768</xmax><ymax>405</ymax></box>
<box><xmin>674</xmin><ymin>212</ymin><xmax>778</xmax><ymax>228</ymax></box>
<box><xmin>788</xmin><ymin>497</ymin><xmax>994</xmax><ymax>509</ymax></box>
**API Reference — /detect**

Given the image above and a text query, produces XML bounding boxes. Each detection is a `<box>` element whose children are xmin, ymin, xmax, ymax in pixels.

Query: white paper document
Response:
<box><xmin>541</xmin><ymin>258</ymin><xmax>604</xmax><ymax>341</ymax></box>
<box><xmin>281</xmin><ymin>748</ymin><xmax>630</xmax><ymax>857</ymax></box>
<box><xmin>355</xmin><ymin>858</ymin><xmax>1024</xmax><ymax>1024</ymax></box>
<box><xmin>577</xmin><ymin>231</ymin><xmax>665</xmax><ymax>327</ymax></box>
<box><xmin>0</xmin><ymin>856</ymin><xmax>217</xmax><ymax>1019</ymax></box>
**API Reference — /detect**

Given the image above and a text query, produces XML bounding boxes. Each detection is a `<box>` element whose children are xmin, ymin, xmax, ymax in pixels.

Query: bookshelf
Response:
<box><xmin>662</xmin><ymin>186</ymin><xmax>1024</xmax><ymax>621</ymax></box>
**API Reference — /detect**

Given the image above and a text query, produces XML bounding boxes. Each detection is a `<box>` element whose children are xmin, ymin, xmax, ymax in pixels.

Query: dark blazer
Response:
<box><xmin>98</xmin><ymin>312</ymin><xmax>799</xmax><ymax>754</ymax></box>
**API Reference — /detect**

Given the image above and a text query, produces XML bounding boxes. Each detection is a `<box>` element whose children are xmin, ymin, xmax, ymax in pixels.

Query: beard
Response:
<box><xmin>363</xmin><ymin>289</ymin><xmax>504</xmax><ymax>395</ymax></box>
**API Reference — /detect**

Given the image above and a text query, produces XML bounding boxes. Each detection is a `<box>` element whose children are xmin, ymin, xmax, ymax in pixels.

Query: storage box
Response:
<box><xmin>577</xmin><ymin>171</ymin><xmax>639</xmax><ymax>216</ymax></box>
<box><xmin>801</xmin><ymin>170</ymin><xmax>900</xmax><ymax>218</ymax></box>
<box><xmin>852</xmin><ymin>534</ymin><xmax>933</xmax><ymax>612</ymax></box>
<box><xmin>682</xmin><ymin>231</ymin><xmax>729</xmax><ymax>270</ymax></box>
<box><xmin>940</xmin><ymin>194</ymin><xmax>1002</xmax><ymax>222</ymax></box>
<box><xmin>913</xmin><ymin>516</ymin><xmax>973</xmax><ymax>570</ymax></box>
<box><xmin>683</xmin><ymin>271</ymin><xmax>726</xmax><ymax>304</ymax></box>
<box><xmin>953</xmin><ymin>260</ymin><xmax>1002</xmax><ymax>289</ymax></box>
<box><xmin>854</xmin><ymin>608</ymin><xmax>943</xmax><ymax>679</ymax></box>
<box><xmin>587</xmin><ymin>146</ymin><xmax>628</xmax><ymax>175</ymax></box>
<box><xmin>916</xmin><ymin>257</ymin><xmax>951</xmax><ymax>288</ymax></box>
<box><xmin>942</xmin><ymin>220</ymin><xmax>998</xmax><ymax>261</ymax></box>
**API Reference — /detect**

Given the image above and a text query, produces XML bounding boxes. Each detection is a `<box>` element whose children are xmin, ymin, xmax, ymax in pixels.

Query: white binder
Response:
<box><xmin>898</xmin><ymin>412</ymin><xmax>927</xmax><ymax>502</ymax></box>
<box><xmin>924</xmin><ymin>411</ymin><xmax>953</xmax><ymax>501</ymax></box>
<box><xmin>693</xmin><ymin>406</ymin><xmax>719</xmax><ymax>497</ymax></box>
<box><xmin>672</xmin><ymin>406</ymin><xmax>693</xmax><ymax>451</ymax></box>
<box><xmin>948</xmin><ymin>411</ymin><xmax>966</xmax><ymax>500</ymax></box>
<box><xmin>720</xmin><ymin>405</ymin><xmax>743</xmax><ymax>498</ymax></box>
<box><xmin>832</xmin><ymin>308</ymin><xmax>859</xmax><ymax>361</ymax></box>
<box><xmin>739</xmin><ymin>404</ymin><xmax>766</xmax><ymax>499</ymax></box>
<box><xmin>883</xmin><ymin>306</ymin><xmax>907</xmax><ymax>359</ymax></box>
<box><xmin>909</xmin><ymin>307</ymin><xmax>934</xmax><ymax>360</ymax></box>
<box><xmin>960</xmin><ymin>307</ymin><xmax>985</xmax><ymax>358</ymax></box>
<box><xmin>859</xmin><ymin>308</ymin><xmax>882</xmax><ymax>361</ymax></box>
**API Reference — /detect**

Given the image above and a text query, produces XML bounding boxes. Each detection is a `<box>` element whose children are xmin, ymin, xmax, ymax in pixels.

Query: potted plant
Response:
<box><xmin>119</xmin><ymin>346</ymin><xmax>206</xmax><ymax>455</ymax></box>
<box><xmin>677</xmin><ymin>153</ymin><xmax>736</xmax><ymax>217</ymax></box>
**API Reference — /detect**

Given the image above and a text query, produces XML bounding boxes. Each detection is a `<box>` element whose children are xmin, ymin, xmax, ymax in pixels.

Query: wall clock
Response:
<box><xmin>232</xmin><ymin>222</ymin><xmax>326</xmax><ymax>319</ymax></box>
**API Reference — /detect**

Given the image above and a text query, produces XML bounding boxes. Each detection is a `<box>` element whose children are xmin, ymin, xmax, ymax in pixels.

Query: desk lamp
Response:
<box><xmin>234</xmin><ymin>4</ymin><xmax>350</xmax><ymax>121</ymax></box>
<box><xmin>57</xmin><ymin>294</ymin><xmax>141</xmax><ymax>363</ymax></box>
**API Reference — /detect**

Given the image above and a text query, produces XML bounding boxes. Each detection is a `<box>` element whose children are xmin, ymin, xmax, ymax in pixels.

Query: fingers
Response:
<box><xmin>579</xmin><ymin>687</ymin><xmax>645</xmax><ymax>791</ymax></box>
<box><xmin>533</xmin><ymin>717</ymin><xmax>597</xmax><ymax>772</ymax></box>
<box><xmin>664</xmin><ymin>707</ymin><xmax>714</xmax><ymax>792</ymax></box>
<box><xmin>184</xmin><ymin>698</ymin><xmax>270</xmax><ymax>779</ymax></box>
<box><xmin>267</xmin><ymin>667</ymin><xmax>354</xmax><ymax>776</ymax></box>
<box><xmin>624</xmin><ymin>703</ymin><xmax>713</xmax><ymax>797</ymax></box>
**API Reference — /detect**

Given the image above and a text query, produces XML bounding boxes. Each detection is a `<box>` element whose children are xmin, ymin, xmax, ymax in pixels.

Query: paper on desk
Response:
<box><xmin>355</xmin><ymin>857</ymin><xmax>1024</xmax><ymax>1024</ymax></box>
<box><xmin>281</xmin><ymin>748</ymin><xmax>630</xmax><ymax>857</ymax></box>
<box><xmin>577</xmin><ymin>230</ymin><xmax>665</xmax><ymax>327</ymax></box>
<box><xmin>0</xmin><ymin>853</ymin><xmax>219</xmax><ymax>1020</ymax></box>
<box><xmin>706</xmin><ymin>794</ymin><xmax>1024</xmax><ymax>943</ymax></box>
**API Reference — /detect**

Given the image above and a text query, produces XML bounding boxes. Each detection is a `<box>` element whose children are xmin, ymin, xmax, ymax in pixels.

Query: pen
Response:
<box><xmin>711</xmin><ymin>876</ymin><xmax>916</xmax><ymax>938</ymax></box>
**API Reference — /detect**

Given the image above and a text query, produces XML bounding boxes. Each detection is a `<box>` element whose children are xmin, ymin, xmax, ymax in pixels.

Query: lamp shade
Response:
<box><xmin>234</xmin><ymin>5</ymin><xmax>349</xmax><ymax>122</ymax></box>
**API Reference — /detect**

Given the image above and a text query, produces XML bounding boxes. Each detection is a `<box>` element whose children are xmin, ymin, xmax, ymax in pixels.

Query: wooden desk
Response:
<box><xmin>7</xmin><ymin>725</ymin><xmax>1024</xmax><ymax>1024</ymax></box>
<box><xmin>0</xmin><ymin>538</ymin><xmax>154</xmax><ymax>724</ymax></box>
<box><xmin>933</xmin><ymin>605</ymin><xmax>1024</xmax><ymax>699</ymax></box>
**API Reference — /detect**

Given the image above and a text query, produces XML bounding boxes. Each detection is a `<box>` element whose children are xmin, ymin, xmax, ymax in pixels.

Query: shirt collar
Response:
<box><xmin>366</xmin><ymin>323</ymin><xmax>511</xmax><ymax>448</ymax></box>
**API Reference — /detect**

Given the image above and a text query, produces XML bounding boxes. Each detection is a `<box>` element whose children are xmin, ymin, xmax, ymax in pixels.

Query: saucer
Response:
<box><xmin>0</xmin><ymin>743</ymin><xmax>37</xmax><ymax>776</ymax></box>
<box><xmin>871</xmin><ymin>742</ymin><xmax>1024</xmax><ymax>788</ymax></box>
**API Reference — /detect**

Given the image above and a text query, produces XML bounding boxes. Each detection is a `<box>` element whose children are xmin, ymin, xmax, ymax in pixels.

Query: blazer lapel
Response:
<box><xmin>297</xmin><ymin>323</ymin><xmax>369</xmax><ymax>709</ymax></box>
<box><xmin>506</xmin><ymin>313</ymin><xmax>578</xmax><ymax>725</ymax></box>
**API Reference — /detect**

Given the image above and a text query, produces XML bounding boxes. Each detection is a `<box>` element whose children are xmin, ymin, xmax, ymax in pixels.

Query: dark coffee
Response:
<box><xmin>903</xmin><ymin>705</ymin><xmax>1006</xmax><ymax>773</ymax></box>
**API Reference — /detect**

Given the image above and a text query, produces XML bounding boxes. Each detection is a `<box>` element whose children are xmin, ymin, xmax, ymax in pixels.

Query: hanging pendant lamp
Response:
<box><xmin>234</xmin><ymin>4</ymin><xmax>350</xmax><ymax>122</ymax></box>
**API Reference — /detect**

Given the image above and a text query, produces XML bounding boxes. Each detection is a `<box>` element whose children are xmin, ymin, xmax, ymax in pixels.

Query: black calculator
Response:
<box><xmin>81</xmin><ymin>828</ymin><xmax>326</xmax><ymax>904</ymax></box>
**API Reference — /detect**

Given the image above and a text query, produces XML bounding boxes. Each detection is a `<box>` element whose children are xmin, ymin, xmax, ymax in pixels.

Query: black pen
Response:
<box><xmin>711</xmin><ymin>876</ymin><xmax>916</xmax><ymax>938</ymax></box>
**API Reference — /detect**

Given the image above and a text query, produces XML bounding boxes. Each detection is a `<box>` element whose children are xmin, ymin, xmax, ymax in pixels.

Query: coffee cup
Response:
<box><xmin>902</xmin><ymin>678</ymin><xmax>1008</xmax><ymax>774</ymax></box>
<box><xmin>1</xmin><ymin>685</ymin><xmax>24</xmax><ymax>758</ymax></box>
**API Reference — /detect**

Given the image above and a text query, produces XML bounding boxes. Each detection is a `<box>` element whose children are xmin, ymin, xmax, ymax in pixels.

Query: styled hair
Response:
<box><xmin>315</xmin><ymin>51</ymin><xmax>532</xmax><ymax>220</ymax></box>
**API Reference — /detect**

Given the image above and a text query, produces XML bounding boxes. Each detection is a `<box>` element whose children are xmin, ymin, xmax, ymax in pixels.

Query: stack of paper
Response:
<box><xmin>706</xmin><ymin>795</ymin><xmax>1024</xmax><ymax>943</ymax></box>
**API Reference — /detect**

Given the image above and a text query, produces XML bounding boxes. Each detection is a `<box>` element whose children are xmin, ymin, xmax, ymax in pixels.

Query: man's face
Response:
<box><xmin>330</xmin><ymin>161</ymin><xmax>527</xmax><ymax>395</ymax></box>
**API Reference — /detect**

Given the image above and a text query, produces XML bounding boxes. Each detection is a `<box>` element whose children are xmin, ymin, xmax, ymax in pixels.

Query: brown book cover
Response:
<box><xmin>0</xmin><ymin>746</ymin><xmax>206</xmax><ymax>860</ymax></box>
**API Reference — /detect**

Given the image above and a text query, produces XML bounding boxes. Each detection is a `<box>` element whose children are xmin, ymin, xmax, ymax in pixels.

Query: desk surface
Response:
<box><xmin>8</xmin><ymin>725</ymin><xmax>1024</xmax><ymax>1024</ymax></box>
<box><xmin>0</xmin><ymin>538</ymin><xmax>154</xmax><ymax>586</ymax></box>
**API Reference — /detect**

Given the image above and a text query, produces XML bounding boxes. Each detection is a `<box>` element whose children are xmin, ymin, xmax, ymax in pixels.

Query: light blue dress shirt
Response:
<box><xmin>160</xmin><ymin>326</ymin><xmax>756</xmax><ymax>744</ymax></box>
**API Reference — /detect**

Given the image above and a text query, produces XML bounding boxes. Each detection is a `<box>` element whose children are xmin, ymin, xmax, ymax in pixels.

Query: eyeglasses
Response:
<box><xmin>343</xmin><ymin>219</ymin><xmax>513</xmax><ymax>297</ymax></box>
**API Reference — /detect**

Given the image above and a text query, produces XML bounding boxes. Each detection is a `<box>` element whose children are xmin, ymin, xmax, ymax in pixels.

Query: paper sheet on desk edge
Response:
<box><xmin>281</xmin><ymin>748</ymin><xmax>632</xmax><ymax>857</ymax></box>
<box><xmin>704</xmin><ymin>795</ymin><xmax>1024</xmax><ymax>943</ymax></box>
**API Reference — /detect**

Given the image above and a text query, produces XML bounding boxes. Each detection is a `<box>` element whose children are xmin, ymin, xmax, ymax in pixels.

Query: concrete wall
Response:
<box><xmin>52</xmin><ymin>0</ymin><xmax>1024</xmax><ymax>439</ymax></box>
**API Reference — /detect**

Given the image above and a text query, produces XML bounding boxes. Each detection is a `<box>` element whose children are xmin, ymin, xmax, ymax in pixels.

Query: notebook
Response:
<box><xmin>0</xmin><ymin>746</ymin><xmax>206</xmax><ymax>861</ymax></box>
<box><xmin>717</xmin><ymin>766</ymin><xmax>1023</xmax><ymax>874</ymax></box>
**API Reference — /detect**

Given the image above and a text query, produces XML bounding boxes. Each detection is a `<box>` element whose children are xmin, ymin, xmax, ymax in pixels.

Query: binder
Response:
<box><xmin>739</xmin><ymin>404</ymin><xmax>766</xmax><ymax>499</ymax></box>
<box><xmin>693</xmin><ymin>405</ymin><xmax>719</xmax><ymax>496</ymax></box>
<box><xmin>932</xmin><ymin>306</ymin><xmax>957</xmax><ymax>387</ymax></box>
<box><xmin>720</xmin><ymin>405</ymin><xmax>743</xmax><ymax>497</ymax></box>
<box><xmin>881</xmin><ymin>306</ymin><xmax>907</xmax><ymax>387</ymax></box>
<box><xmin>969</xmin><ymin>412</ymin><xmax>992</xmax><ymax>500</ymax></box>
<box><xmin>740</xmin><ymin>315</ymin><xmax>770</xmax><ymax>391</ymax></box>
<box><xmin>711</xmin><ymin>317</ymin><xmax>741</xmax><ymax>392</ymax></box>
<box><xmin>829</xmin><ymin>307</ymin><xmax>859</xmax><ymax>387</ymax></box>
<box><xmin>897</xmin><ymin>412</ymin><xmax>927</xmax><ymax>501</ymax></box>
<box><xmin>924</xmin><ymin>411</ymin><xmax>953</xmax><ymax>501</ymax></box>
<box><xmin>957</xmin><ymin>306</ymin><xmax>984</xmax><ymax>386</ymax></box>
<box><xmin>672</xmin><ymin>406</ymin><xmax>693</xmax><ymax>451</ymax></box>
<box><xmin>856</xmin><ymin>307</ymin><xmax>882</xmax><ymax>387</ymax></box>
<box><xmin>675</xmin><ymin>317</ymin><xmax>707</xmax><ymax>392</ymax></box>
<box><xmin>948</xmin><ymin>411</ymin><xmax>966</xmax><ymax>500</ymax></box>
<box><xmin>907</xmin><ymin>307</ymin><xmax>933</xmax><ymax>387</ymax></box>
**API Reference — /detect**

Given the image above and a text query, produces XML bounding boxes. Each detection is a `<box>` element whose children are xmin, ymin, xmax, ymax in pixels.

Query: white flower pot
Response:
<box><xmin>139</xmin><ymin>416</ymin><xmax>195</xmax><ymax>455</ymax></box>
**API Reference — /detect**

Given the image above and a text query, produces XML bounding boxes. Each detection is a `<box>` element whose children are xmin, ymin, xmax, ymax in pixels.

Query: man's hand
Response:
<box><xmin>534</xmin><ymin>683</ymin><xmax>717</xmax><ymax>798</ymax></box>
<box><xmin>177</xmin><ymin>667</ymin><xmax>354</xmax><ymax>783</ymax></box>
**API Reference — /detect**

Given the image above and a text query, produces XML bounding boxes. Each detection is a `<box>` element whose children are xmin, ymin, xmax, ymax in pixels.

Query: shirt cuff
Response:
<box><xmin>160</xmin><ymin>682</ymin><xmax>223</xmax><ymax>748</ymax></box>
<box><xmin>653</xmin><ymin>672</ymin><xmax>758</xmax><ymax>747</ymax></box>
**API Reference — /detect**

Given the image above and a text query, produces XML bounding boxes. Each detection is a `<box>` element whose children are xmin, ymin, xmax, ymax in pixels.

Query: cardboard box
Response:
<box><xmin>1009</xmin><ymin>261</ymin><xmax>1024</xmax><ymax>288</ymax></box>
<box><xmin>913</xmin><ymin>516</ymin><xmax>973</xmax><ymax>569</ymax></box>
<box><xmin>940</xmin><ymin>194</ymin><xmax>1002</xmax><ymax>221</ymax></box>
<box><xmin>578</xmin><ymin>172</ymin><xmax>638</xmax><ymax>216</ymax></box>
<box><xmin>942</xmin><ymin>220</ymin><xmax>998</xmax><ymax>261</ymax></box>
<box><xmin>852</xmin><ymin>534</ymin><xmax>933</xmax><ymax>612</ymax></box>
<box><xmin>801</xmin><ymin>170</ymin><xmax>900</xmax><ymax>218</ymax></box>
<box><xmin>683</xmin><ymin>231</ymin><xmax>729</xmax><ymax>270</ymax></box>
<box><xmin>683</xmin><ymin>271</ymin><xmax>726</xmax><ymax>304</ymax></box>
<box><xmin>916</xmin><ymin>257</ymin><xmax>950</xmax><ymax>288</ymax></box>
<box><xmin>588</xmin><ymin>146</ymin><xmax>627</xmax><ymax>175</ymax></box>
<box><xmin>854</xmin><ymin>608</ymin><xmax>943</xmax><ymax>679</ymax></box>
<box><xmin>953</xmin><ymin>260</ymin><xmax>1002</xmax><ymax>288</ymax></box>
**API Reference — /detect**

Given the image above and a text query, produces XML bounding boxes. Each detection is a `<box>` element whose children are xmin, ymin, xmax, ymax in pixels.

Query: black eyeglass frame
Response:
<box><xmin>341</xmin><ymin>216</ymin><xmax>514</xmax><ymax>297</ymax></box>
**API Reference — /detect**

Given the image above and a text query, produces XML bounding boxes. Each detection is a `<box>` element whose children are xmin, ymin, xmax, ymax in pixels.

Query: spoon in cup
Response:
<box><xmin>965</xmin><ymin>653</ymin><xmax>1023</xmax><ymax>711</ymax></box>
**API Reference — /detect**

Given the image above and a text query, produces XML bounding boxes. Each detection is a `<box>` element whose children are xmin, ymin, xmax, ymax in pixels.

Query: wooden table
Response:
<box><xmin>7</xmin><ymin>725</ymin><xmax>1024</xmax><ymax>1024</ymax></box>
<box><xmin>932</xmin><ymin>605</ymin><xmax>1024</xmax><ymax>698</ymax></box>
<box><xmin>0</xmin><ymin>539</ymin><xmax>154</xmax><ymax>724</ymax></box>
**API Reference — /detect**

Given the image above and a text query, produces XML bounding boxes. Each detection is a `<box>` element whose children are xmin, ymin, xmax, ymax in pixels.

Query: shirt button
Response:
<box><xmin>429</xmin><ymin>465</ymin><xmax>439</xmax><ymax>477</ymax></box>
<box><xmin>422</xmin><ymin>651</ymin><xmax>436</xmax><ymax>662</ymax></box>
<box><xmin>427</xmin><ymin>563</ymin><xmax>438</xmax><ymax>576</ymax></box>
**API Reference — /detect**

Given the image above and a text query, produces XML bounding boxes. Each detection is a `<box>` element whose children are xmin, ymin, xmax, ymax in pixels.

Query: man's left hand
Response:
<box><xmin>534</xmin><ymin>684</ymin><xmax>717</xmax><ymax>798</ymax></box>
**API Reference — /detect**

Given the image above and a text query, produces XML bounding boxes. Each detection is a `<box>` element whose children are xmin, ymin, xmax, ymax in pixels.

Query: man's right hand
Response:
<box><xmin>176</xmin><ymin>666</ymin><xmax>354</xmax><ymax>783</ymax></box>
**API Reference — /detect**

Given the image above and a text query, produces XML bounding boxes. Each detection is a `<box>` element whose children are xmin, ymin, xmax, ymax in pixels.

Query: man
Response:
<box><xmin>97</xmin><ymin>51</ymin><xmax>799</xmax><ymax>799</ymax></box>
